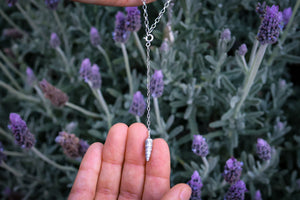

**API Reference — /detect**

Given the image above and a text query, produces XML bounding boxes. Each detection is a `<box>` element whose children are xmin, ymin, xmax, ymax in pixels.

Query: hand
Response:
<box><xmin>68</xmin><ymin>123</ymin><xmax>192</xmax><ymax>200</ymax></box>
<box><xmin>72</xmin><ymin>0</ymin><xmax>156</xmax><ymax>7</ymax></box>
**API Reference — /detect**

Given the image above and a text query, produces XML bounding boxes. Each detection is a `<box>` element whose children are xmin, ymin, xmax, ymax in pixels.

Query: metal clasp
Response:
<box><xmin>144</xmin><ymin>34</ymin><xmax>154</xmax><ymax>42</ymax></box>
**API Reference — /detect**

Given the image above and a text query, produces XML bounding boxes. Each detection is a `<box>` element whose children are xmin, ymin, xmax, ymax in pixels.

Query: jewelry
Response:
<box><xmin>141</xmin><ymin>0</ymin><xmax>172</xmax><ymax>161</ymax></box>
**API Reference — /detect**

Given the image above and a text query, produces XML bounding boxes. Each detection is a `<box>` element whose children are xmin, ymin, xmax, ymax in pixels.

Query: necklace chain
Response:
<box><xmin>141</xmin><ymin>0</ymin><xmax>172</xmax><ymax>161</ymax></box>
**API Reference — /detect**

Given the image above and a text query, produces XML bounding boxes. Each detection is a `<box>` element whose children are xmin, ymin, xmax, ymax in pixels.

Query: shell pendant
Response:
<box><xmin>145</xmin><ymin>138</ymin><xmax>153</xmax><ymax>161</ymax></box>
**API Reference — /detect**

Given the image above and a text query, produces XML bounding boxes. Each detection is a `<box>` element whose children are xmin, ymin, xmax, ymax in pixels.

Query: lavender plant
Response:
<box><xmin>0</xmin><ymin>0</ymin><xmax>300</xmax><ymax>199</ymax></box>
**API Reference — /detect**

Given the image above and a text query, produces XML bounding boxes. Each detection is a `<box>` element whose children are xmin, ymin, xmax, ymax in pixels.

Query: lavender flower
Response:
<box><xmin>55</xmin><ymin>131</ymin><xmax>89</xmax><ymax>159</ymax></box>
<box><xmin>255</xmin><ymin>190</ymin><xmax>262</xmax><ymax>200</ymax></box>
<box><xmin>45</xmin><ymin>0</ymin><xmax>60</xmax><ymax>10</ymax></box>
<box><xmin>125</xmin><ymin>7</ymin><xmax>141</xmax><ymax>32</ymax></box>
<box><xmin>256</xmin><ymin>138</ymin><xmax>271</xmax><ymax>161</ymax></box>
<box><xmin>257</xmin><ymin>5</ymin><xmax>281</xmax><ymax>45</ymax></box>
<box><xmin>26</xmin><ymin>67</ymin><xmax>36</xmax><ymax>86</ymax></box>
<box><xmin>223</xmin><ymin>157</ymin><xmax>243</xmax><ymax>184</ymax></box>
<box><xmin>0</xmin><ymin>142</ymin><xmax>6</xmax><ymax>163</ymax></box>
<box><xmin>256</xmin><ymin>2</ymin><xmax>266</xmax><ymax>18</ymax></box>
<box><xmin>160</xmin><ymin>39</ymin><xmax>170</xmax><ymax>52</ymax></box>
<box><xmin>221</xmin><ymin>28</ymin><xmax>231</xmax><ymax>41</ymax></box>
<box><xmin>8</xmin><ymin>113</ymin><xmax>36</xmax><ymax>149</ymax></box>
<box><xmin>192</xmin><ymin>135</ymin><xmax>209</xmax><ymax>157</ymax></box>
<box><xmin>79</xmin><ymin>58</ymin><xmax>92</xmax><ymax>82</ymax></box>
<box><xmin>90</xmin><ymin>27</ymin><xmax>101</xmax><ymax>46</ymax></box>
<box><xmin>129</xmin><ymin>91</ymin><xmax>146</xmax><ymax>117</ymax></box>
<box><xmin>225</xmin><ymin>180</ymin><xmax>247</xmax><ymax>200</ymax></box>
<box><xmin>282</xmin><ymin>7</ymin><xmax>292</xmax><ymax>27</ymax></box>
<box><xmin>6</xmin><ymin>0</ymin><xmax>17</xmax><ymax>7</ymax></box>
<box><xmin>90</xmin><ymin>64</ymin><xmax>102</xmax><ymax>89</ymax></box>
<box><xmin>150</xmin><ymin>70</ymin><xmax>164</xmax><ymax>98</ymax></box>
<box><xmin>113</xmin><ymin>11</ymin><xmax>130</xmax><ymax>43</ymax></box>
<box><xmin>187</xmin><ymin>170</ymin><xmax>203</xmax><ymax>200</ymax></box>
<box><xmin>39</xmin><ymin>79</ymin><xmax>69</xmax><ymax>107</ymax></box>
<box><xmin>238</xmin><ymin>44</ymin><xmax>248</xmax><ymax>56</ymax></box>
<box><xmin>50</xmin><ymin>32</ymin><xmax>61</xmax><ymax>49</ymax></box>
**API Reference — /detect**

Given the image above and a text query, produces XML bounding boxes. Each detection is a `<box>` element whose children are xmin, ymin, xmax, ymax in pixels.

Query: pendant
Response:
<box><xmin>145</xmin><ymin>137</ymin><xmax>153</xmax><ymax>161</ymax></box>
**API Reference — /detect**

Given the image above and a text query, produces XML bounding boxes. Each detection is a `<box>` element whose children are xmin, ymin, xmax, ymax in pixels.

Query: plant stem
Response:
<box><xmin>56</xmin><ymin>47</ymin><xmax>72</xmax><ymax>76</ymax></box>
<box><xmin>0</xmin><ymin>80</ymin><xmax>40</xmax><ymax>103</ymax></box>
<box><xmin>0</xmin><ymin>50</ymin><xmax>25</xmax><ymax>79</ymax></box>
<box><xmin>31</xmin><ymin>147</ymin><xmax>77</xmax><ymax>172</ymax></box>
<box><xmin>133</xmin><ymin>32</ymin><xmax>147</xmax><ymax>65</ymax></box>
<box><xmin>0</xmin><ymin>162</ymin><xmax>23</xmax><ymax>177</ymax></box>
<box><xmin>135</xmin><ymin>116</ymin><xmax>141</xmax><ymax>123</ymax></box>
<box><xmin>241</xmin><ymin>56</ymin><xmax>248</xmax><ymax>73</ymax></box>
<box><xmin>0</xmin><ymin>127</ymin><xmax>14</xmax><ymax>141</ymax></box>
<box><xmin>0</xmin><ymin>9</ymin><xmax>27</xmax><ymax>36</ymax></box>
<box><xmin>65</xmin><ymin>102</ymin><xmax>100</xmax><ymax>118</ymax></box>
<box><xmin>0</xmin><ymin>62</ymin><xmax>22</xmax><ymax>90</ymax></box>
<box><xmin>34</xmin><ymin>85</ymin><xmax>56</xmax><ymax>121</ymax></box>
<box><xmin>96</xmin><ymin>89</ymin><xmax>112</xmax><ymax>128</ymax></box>
<box><xmin>234</xmin><ymin>44</ymin><xmax>268</xmax><ymax>117</ymax></box>
<box><xmin>96</xmin><ymin>45</ymin><xmax>116</xmax><ymax>81</ymax></box>
<box><xmin>248</xmin><ymin>40</ymin><xmax>259</xmax><ymax>68</ymax></box>
<box><xmin>53</xmin><ymin>11</ymin><xmax>71</xmax><ymax>57</ymax></box>
<box><xmin>121</xmin><ymin>43</ymin><xmax>134</xmax><ymax>96</ymax></box>
<box><xmin>153</xmin><ymin>97</ymin><xmax>163</xmax><ymax>133</ymax></box>
<box><xmin>15</xmin><ymin>3</ymin><xmax>39</xmax><ymax>32</ymax></box>
<box><xmin>201</xmin><ymin>156</ymin><xmax>210</xmax><ymax>180</ymax></box>
<box><xmin>3</xmin><ymin>150</ymin><xmax>25</xmax><ymax>157</ymax></box>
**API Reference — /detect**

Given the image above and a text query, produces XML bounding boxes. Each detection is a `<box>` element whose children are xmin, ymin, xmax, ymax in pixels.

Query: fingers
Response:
<box><xmin>142</xmin><ymin>139</ymin><xmax>171</xmax><ymax>200</ymax></box>
<box><xmin>161</xmin><ymin>184</ymin><xmax>192</xmax><ymax>200</ymax></box>
<box><xmin>72</xmin><ymin>0</ymin><xmax>156</xmax><ymax>7</ymax></box>
<box><xmin>118</xmin><ymin>123</ymin><xmax>148</xmax><ymax>200</ymax></box>
<box><xmin>68</xmin><ymin>142</ymin><xmax>103</xmax><ymax>200</ymax></box>
<box><xmin>94</xmin><ymin>123</ymin><xmax>128</xmax><ymax>200</ymax></box>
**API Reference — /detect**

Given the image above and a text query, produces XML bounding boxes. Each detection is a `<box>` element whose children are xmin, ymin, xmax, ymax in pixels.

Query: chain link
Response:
<box><xmin>141</xmin><ymin>0</ymin><xmax>172</xmax><ymax>138</ymax></box>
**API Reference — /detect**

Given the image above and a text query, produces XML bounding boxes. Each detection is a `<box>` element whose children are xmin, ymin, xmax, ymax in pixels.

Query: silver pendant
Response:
<box><xmin>145</xmin><ymin>138</ymin><xmax>153</xmax><ymax>161</ymax></box>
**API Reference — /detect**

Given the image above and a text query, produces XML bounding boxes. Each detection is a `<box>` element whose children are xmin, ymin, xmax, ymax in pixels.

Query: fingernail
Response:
<box><xmin>180</xmin><ymin>187</ymin><xmax>191</xmax><ymax>200</ymax></box>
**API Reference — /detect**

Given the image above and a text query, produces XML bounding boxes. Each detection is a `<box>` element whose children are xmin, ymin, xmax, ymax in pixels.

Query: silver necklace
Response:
<box><xmin>141</xmin><ymin>0</ymin><xmax>172</xmax><ymax>161</ymax></box>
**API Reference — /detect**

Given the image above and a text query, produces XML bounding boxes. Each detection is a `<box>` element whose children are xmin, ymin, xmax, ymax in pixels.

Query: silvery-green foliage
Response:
<box><xmin>0</xmin><ymin>0</ymin><xmax>300</xmax><ymax>199</ymax></box>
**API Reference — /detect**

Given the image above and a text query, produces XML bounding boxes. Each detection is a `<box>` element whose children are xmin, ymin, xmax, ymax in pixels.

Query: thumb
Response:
<box><xmin>161</xmin><ymin>183</ymin><xmax>192</xmax><ymax>200</ymax></box>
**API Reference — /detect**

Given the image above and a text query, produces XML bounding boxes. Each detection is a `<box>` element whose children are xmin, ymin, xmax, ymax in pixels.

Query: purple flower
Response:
<box><xmin>129</xmin><ymin>91</ymin><xmax>146</xmax><ymax>117</ymax></box>
<box><xmin>8</xmin><ymin>113</ymin><xmax>36</xmax><ymax>149</ymax></box>
<box><xmin>279</xmin><ymin>79</ymin><xmax>286</xmax><ymax>90</ymax></box>
<box><xmin>150</xmin><ymin>70</ymin><xmax>164</xmax><ymax>98</ymax></box>
<box><xmin>45</xmin><ymin>0</ymin><xmax>60</xmax><ymax>10</ymax></box>
<box><xmin>50</xmin><ymin>32</ymin><xmax>61</xmax><ymax>48</ymax></box>
<box><xmin>238</xmin><ymin>44</ymin><xmax>248</xmax><ymax>56</ymax></box>
<box><xmin>55</xmin><ymin>131</ymin><xmax>89</xmax><ymax>159</ymax></box>
<box><xmin>221</xmin><ymin>28</ymin><xmax>231</xmax><ymax>41</ymax></box>
<box><xmin>225</xmin><ymin>180</ymin><xmax>247</xmax><ymax>200</ymax></box>
<box><xmin>125</xmin><ymin>7</ymin><xmax>141</xmax><ymax>32</ymax></box>
<box><xmin>282</xmin><ymin>7</ymin><xmax>292</xmax><ymax>27</ymax></box>
<box><xmin>187</xmin><ymin>171</ymin><xmax>203</xmax><ymax>200</ymax></box>
<box><xmin>90</xmin><ymin>27</ymin><xmax>101</xmax><ymax>46</ymax></box>
<box><xmin>0</xmin><ymin>142</ymin><xmax>6</xmax><ymax>163</ymax></box>
<box><xmin>6</xmin><ymin>0</ymin><xmax>17</xmax><ymax>7</ymax></box>
<box><xmin>192</xmin><ymin>135</ymin><xmax>209</xmax><ymax>157</ymax></box>
<box><xmin>26</xmin><ymin>67</ymin><xmax>36</xmax><ymax>86</ymax></box>
<box><xmin>113</xmin><ymin>11</ymin><xmax>130</xmax><ymax>43</ymax></box>
<box><xmin>90</xmin><ymin>64</ymin><xmax>102</xmax><ymax>89</ymax></box>
<box><xmin>223</xmin><ymin>157</ymin><xmax>243</xmax><ymax>184</ymax></box>
<box><xmin>257</xmin><ymin>5</ymin><xmax>281</xmax><ymax>45</ymax></box>
<box><xmin>160</xmin><ymin>39</ymin><xmax>169</xmax><ymax>52</ymax></box>
<box><xmin>2</xmin><ymin>28</ymin><xmax>23</xmax><ymax>39</ymax></box>
<box><xmin>79</xmin><ymin>58</ymin><xmax>92</xmax><ymax>82</ymax></box>
<box><xmin>256</xmin><ymin>138</ymin><xmax>271</xmax><ymax>161</ymax></box>
<box><xmin>255</xmin><ymin>190</ymin><xmax>262</xmax><ymax>200</ymax></box>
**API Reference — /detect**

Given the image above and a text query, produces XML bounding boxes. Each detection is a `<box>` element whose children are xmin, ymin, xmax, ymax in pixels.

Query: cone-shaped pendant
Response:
<box><xmin>145</xmin><ymin>138</ymin><xmax>153</xmax><ymax>161</ymax></box>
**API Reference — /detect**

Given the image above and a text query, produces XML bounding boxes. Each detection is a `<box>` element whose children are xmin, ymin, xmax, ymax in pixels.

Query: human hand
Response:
<box><xmin>68</xmin><ymin>123</ymin><xmax>192</xmax><ymax>200</ymax></box>
<box><xmin>72</xmin><ymin>0</ymin><xmax>156</xmax><ymax>7</ymax></box>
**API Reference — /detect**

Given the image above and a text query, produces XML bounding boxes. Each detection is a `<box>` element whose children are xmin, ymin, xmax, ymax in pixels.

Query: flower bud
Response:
<box><xmin>238</xmin><ymin>44</ymin><xmax>248</xmax><ymax>56</ymax></box>
<box><xmin>8</xmin><ymin>113</ymin><xmax>36</xmax><ymax>149</ymax></box>
<box><xmin>221</xmin><ymin>28</ymin><xmax>231</xmax><ymax>41</ymax></box>
<box><xmin>129</xmin><ymin>91</ymin><xmax>146</xmax><ymax>117</ymax></box>
<box><xmin>225</xmin><ymin>180</ymin><xmax>247</xmax><ymax>200</ymax></box>
<box><xmin>192</xmin><ymin>135</ymin><xmax>209</xmax><ymax>157</ymax></box>
<box><xmin>26</xmin><ymin>67</ymin><xmax>36</xmax><ymax>86</ymax></box>
<box><xmin>255</xmin><ymin>190</ymin><xmax>262</xmax><ymax>200</ymax></box>
<box><xmin>79</xmin><ymin>58</ymin><xmax>92</xmax><ymax>83</ymax></box>
<box><xmin>125</xmin><ymin>7</ymin><xmax>141</xmax><ymax>32</ymax></box>
<box><xmin>90</xmin><ymin>27</ymin><xmax>101</xmax><ymax>46</ymax></box>
<box><xmin>187</xmin><ymin>170</ymin><xmax>203</xmax><ymax>200</ymax></box>
<box><xmin>223</xmin><ymin>157</ymin><xmax>243</xmax><ymax>184</ymax></box>
<box><xmin>45</xmin><ymin>0</ymin><xmax>60</xmax><ymax>10</ymax></box>
<box><xmin>150</xmin><ymin>70</ymin><xmax>164</xmax><ymax>98</ymax></box>
<box><xmin>256</xmin><ymin>138</ymin><xmax>271</xmax><ymax>161</ymax></box>
<box><xmin>113</xmin><ymin>12</ymin><xmax>130</xmax><ymax>43</ymax></box>
<box><xmin>50</xmin><ymin>32</ymin><xmax>61</xmax><ymax>49</ymax></box>
<box><xmin>90</xmin><ymin>64</ymin><xmax>102</xmax><ymax>89</ymax></box>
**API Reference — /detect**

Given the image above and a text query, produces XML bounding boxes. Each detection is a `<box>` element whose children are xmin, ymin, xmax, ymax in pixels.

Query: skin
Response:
<box><xmin>72</xmin><ymin>0</ymin><xmax>157</xmax><ymax>7</ymax></box>
<box><xmin>68</xmin><ymin>123</ymin><xmax>192</xmax><ymax>200</ymax></box>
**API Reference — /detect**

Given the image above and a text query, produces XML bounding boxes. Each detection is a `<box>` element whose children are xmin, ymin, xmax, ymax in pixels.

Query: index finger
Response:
<box><xmin>72</xmin><ymin>0</ymin><xmax>156</xmax><ymax>7</ymax></box>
